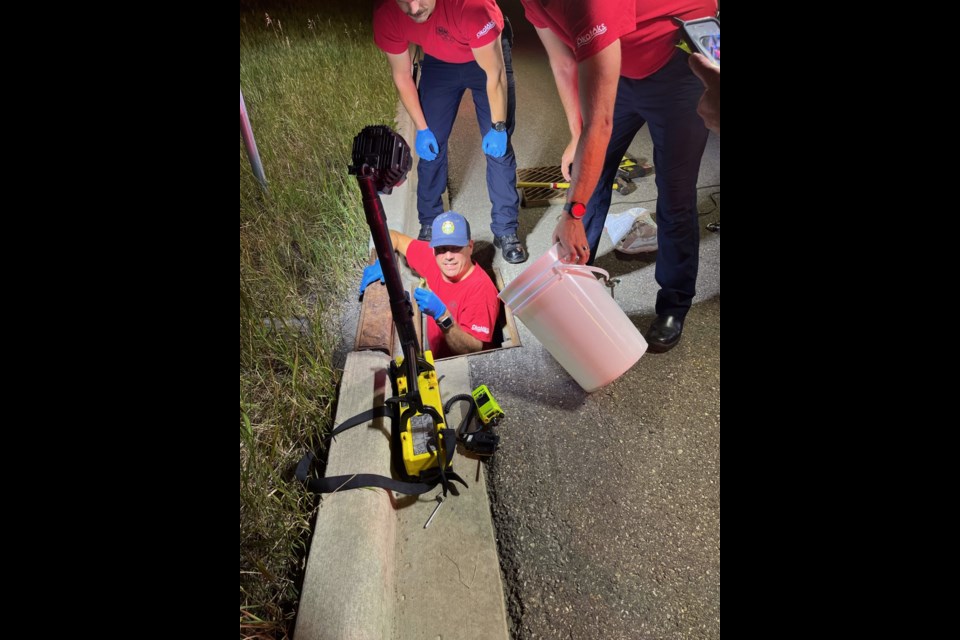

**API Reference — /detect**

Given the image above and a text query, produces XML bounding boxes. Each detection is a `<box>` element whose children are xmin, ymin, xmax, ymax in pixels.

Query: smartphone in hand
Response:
<box><xmin>677</xmin><ymin>16</ymin><xmax>720</xmax><ymax>67</ymax></box>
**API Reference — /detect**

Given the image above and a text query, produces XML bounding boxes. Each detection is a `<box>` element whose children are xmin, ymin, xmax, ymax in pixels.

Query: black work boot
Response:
<box><xmin>417</xmin><ymin>224</ymin><xmax>432</xmax><ymax>242</ymax></box>
<box><xmin>645</xmin><ymin>314</ymin><xmax>684</xmax><ymax>353</ymax></box>
<box><xmin>494</xmin><ymin>234</ymin><xmax>528</xmax><ymax>264</ymax></box>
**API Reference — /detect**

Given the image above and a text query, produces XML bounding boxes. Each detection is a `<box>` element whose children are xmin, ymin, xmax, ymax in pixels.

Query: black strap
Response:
<box><xmin>327</xmin><ymin>406</ymin><xmax>392</xmax><ymax>439</ymax></box>
<box><xmin>443</xmin><ymin>394</ymin><xmax>478</xmax><ymax>439</ymax></box>
<box><xmin>426</xmin><ymin>429</ymin><xmax>467</xmax><ymax>497</ymax></box>
<box><xmin>295</xmin><ymin>407</ymin><xmax>468</xmax><ymax>497</ymax></box>
<box><xmin>444</xmin><ymin>394</ymin><xmax>499</xmax><ymax>456</ymax></box>
<box><xmin>296</xmin><ymin>451</ymin><xmax>467</xmax><ymax>496</ymax></box>
<box><xmin>295</xmin><ymin>451</ymin><xmax>443</xmax><ymax>495</ymax></box>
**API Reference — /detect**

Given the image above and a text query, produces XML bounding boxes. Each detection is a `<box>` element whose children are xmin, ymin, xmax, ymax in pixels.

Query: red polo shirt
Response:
<box><xmin>406</xmin><ymin>239</ymin><xmax>500</xmax><ymax>359</ymax></box>
<box><xmin>373</xmin><ymin>0</ymin><xmax>504</xmax><ymax>63</ymax></box>
<box><xmin>521</xmin><ymin>0</ymin><xmax>717</xmax><ymax>79</ymax></box>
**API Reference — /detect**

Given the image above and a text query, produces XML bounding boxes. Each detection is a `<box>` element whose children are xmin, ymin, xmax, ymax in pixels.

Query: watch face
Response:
<box><xmin>492</xmin><ymin>121</ymin><xmax>507</xmax><ymax>132</ymax></box>
<box><xmin>566</xmin><ymin>201</ymin><xmax>586</xmax><ymax>219</ymax></box>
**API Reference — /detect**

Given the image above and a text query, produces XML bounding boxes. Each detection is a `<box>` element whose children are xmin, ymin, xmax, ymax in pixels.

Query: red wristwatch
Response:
<box><xmin>563</xmin><ymin>201</ymin><xmax>586</xmax><ymax>220</ymax></box>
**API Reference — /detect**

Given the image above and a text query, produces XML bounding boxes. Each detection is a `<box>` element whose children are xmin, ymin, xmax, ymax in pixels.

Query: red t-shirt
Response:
<box><xmin>373</xmin><ymin>0</ymin><xmax>503</xmax><ymax>63</ymax></box>
<box><xmin>521</xmin><ymin>0</ymin><xmax>717</xmax><ymax>79</ymax></box>
<box><xmin>407</xmin><ymin>240</ymin><xmax>500</xmax><ymax>359</ymax></box>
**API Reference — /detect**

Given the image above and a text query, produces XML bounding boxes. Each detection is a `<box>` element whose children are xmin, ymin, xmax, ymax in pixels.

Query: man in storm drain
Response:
<box><xmin>359</xmin><ymin>211</ymin><xmax>500</xmax><ymax>358</ymax></box>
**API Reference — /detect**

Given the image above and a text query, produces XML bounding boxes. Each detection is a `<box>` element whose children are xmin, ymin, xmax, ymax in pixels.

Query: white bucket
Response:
<box><xmin>499</xmin><ymin>244</ymin><xmax>647</xmax><ymax>392</ymax></box>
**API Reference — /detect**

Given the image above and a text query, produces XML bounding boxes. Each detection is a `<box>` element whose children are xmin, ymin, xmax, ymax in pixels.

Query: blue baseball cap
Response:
<box><xmin>430</xmin><ymin>211</ymin><xmax>471</xmax><ymax>248</ymax></box>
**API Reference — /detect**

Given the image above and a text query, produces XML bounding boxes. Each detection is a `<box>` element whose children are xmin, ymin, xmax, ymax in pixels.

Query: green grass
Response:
<box><xmin>240</xmin><ymin>2</ymin><xmax>398</xmax><ymax>636</ymax></box>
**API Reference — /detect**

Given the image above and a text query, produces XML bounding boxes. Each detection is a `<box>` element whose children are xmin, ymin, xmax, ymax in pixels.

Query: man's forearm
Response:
<box><xmin>549</xmin><ymin>55</ymin><xmax>581</xmax><ymax>140</ymax></box>
<box><xmin>536</xmin><ymin>27</ymin><xmax>581</xmax><ymax>140</ymax></box>
<box><xmin>569</xmin><ymin>42</ymin><xmax>621</xmax><ymax>205</ymax></box>
<box><xmin>473</xmin><ymin>37</ymin><xmax>508</xmax><ymax>123</ymax></box>
<box><xmin>393</xmin><ymin>72</ymin><xmax>428</xmax><ymax>130</ymax></box>
<box><xmin>485</xmin><ymin>59</ymin><xmax>507</xmax><ymax>123</ymax></box>
<box><xmin>439</xmin><ymin>313</ymin><xmax>484</xmax><ymax>354</ymax></box>
<box><xmin>389</xmin><ymin>229</ymin><xmax>413</xmax><ymax>256</ymax></box>
<box><xmin>569</xmin><ymin>112</ymin><xmax>612</xmax><ymax>206</ymax></box>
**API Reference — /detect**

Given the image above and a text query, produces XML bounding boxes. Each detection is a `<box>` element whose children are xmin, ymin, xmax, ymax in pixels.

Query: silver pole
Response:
<box><xmin>240</xmin><ymin>86</ymin><xmax>268</xmax><ymax>193</ymax></box>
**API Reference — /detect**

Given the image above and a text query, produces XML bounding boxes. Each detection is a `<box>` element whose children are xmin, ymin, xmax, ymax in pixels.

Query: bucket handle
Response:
<box><xmin>558</xmin><ymin>262</ymin><xmax>610</xmax><ymax>282</ymax></box>
<box><xmin>509</xmin><ymin>262</ymin><xmax>611</xmax><ymax>316</ymax></box>
<box><xmin>563</xmin><ymin>263</ymin><xmax>619</xmax><ymax>298</ymax></box>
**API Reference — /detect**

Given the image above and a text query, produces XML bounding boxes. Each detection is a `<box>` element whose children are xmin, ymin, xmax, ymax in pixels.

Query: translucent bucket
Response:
<box><xmin>499</xmin><ymin>244</ymin><xmax>647</xmax><ymax>392</ymax></box>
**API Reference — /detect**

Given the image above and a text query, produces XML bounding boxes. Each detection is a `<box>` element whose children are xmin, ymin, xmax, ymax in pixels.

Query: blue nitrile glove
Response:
<box><xmin>482</xmin><ymin>127</ymin><xmax>507</xmax><ymax>158</ymax></box>
<box><xmin>358</xmin><ymin>260</ymin><xmax>384</xmax><ymax>298</ymax></box>
<box><xmin>414</xmin><ymin>287</ymin><xmax>447</xmax><ymax>319</ymax></box>
<box><xmin>415</xmin><ymin>128</ymin><xmax>439</xmax><ymax>161</ymax></box>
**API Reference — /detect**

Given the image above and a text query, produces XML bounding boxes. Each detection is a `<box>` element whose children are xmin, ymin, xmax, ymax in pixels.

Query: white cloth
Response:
<box><xmin>604</xmin><ymin>208</ymin><xmax>658</xmax><ymax>253</ymax></box>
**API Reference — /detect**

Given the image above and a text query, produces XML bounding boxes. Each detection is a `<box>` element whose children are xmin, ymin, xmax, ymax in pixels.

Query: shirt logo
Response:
<box><xmin>441</xmin><ymin>221</ymin><xmax>455</xmax><ymax>235</ymax></box>
<box><xmin>477</xmin><ymin>21</ymin><xmax>495</xmax><ymax>39</ymax></box>
<box><xmin>471</xmin><ymin>324</ymin><xmax>490</xmax><ymax>335</ymax></box>
<box><xmin>576</xmin><ymin>23</ymin><xmax>607</xmax><ymax>48</ymax></box>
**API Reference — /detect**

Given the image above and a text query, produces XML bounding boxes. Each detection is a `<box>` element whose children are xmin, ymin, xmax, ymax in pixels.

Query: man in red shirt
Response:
<box><xmin>520</xmin><ymin>0</ymin><xmax>717</xmax><ymax>353</ymax></box>
<box><xmin>359</xmin><ymin>211</ymin><xmax>500</xmax><ymax>359</ymax></box>
<box><xmin>373</xmin><ymin>0</ymin><xmax>528</xmax><ymax>264</ymax></box>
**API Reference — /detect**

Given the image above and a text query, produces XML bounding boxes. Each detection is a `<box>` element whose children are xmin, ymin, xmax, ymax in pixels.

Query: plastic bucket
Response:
<box><xmin>499</xmin><ymin>244</ymin><xmax>647</xmax><ymax>392</ymax></box>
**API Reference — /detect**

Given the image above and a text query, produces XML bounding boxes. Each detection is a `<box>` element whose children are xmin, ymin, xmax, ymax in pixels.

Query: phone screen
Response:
<box><xmin>679</xmin><ymin>17</ymin><xmax>720</xmax><ymax>67</ymax></box>
<box><xmin>699</xmin><ymin>34</ymin><xmax>720</xmax><ymax>64</ymax></box>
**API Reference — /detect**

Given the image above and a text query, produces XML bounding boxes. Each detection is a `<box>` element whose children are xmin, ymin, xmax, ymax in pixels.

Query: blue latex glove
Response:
<box><xmin>358</xmin><ymin>260</ymin><xmax>384</xmax><ymax>298</ymax></box>
<box><xmin>482</xmin><ymin>127</ymin><xmax>507</xmax><ymax>158</ymax></box>
<box><xmin>414</xmin><ymin>287</ymin><xmax>447</xmax><ymax>319</ymax></box>
<box><xmin>415</xmin><ymin>128</ymin><xmax>439</xmax><ymax>161</ymax></box>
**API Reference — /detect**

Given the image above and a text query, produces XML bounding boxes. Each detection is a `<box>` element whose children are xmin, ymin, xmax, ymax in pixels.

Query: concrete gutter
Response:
<box><xmin>295</xmin><ymin>103</ymin><xmax>510</xmax><ymax>640</ymax></box>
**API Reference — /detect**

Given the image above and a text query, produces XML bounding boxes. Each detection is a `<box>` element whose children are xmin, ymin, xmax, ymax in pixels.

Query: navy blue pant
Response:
<box><xmin>583</xmin><ymin>51</ymin><xmax>709</xmax><ymax>321</ymax></box>
<box><xmin>416</xmin><ymin>33</ymin><xmax>519</xmax><ymax>237</ymax></box>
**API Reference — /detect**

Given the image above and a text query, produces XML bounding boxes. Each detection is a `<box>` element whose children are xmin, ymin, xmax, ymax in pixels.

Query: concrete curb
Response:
<box><xmin>393</xmin><ymin>102</ymin><xmax>421</xmax><ymax>236</ymax></box>
<box><xmin>295</xmin><ymin>351</ymin><xmax>396</xmax><ymax>640</ymax></box>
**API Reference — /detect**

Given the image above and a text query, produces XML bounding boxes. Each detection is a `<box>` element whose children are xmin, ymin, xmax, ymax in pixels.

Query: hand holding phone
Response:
<box><xmin>677</xmin><ymin>16</ymin><xmax>720</xmax><ymax>67</ymax></box>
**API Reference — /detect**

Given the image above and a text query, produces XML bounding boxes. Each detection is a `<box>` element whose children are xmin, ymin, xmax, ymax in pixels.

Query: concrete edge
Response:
<box><xmin>295</xmin><ymin>351</ymin><xmax>396</xmax><ymax>640</ymax></box>
<box><xmin>369</xmin><ymin>101</ymin><xmax>420</xmax><ymax>249</ymax></box>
